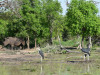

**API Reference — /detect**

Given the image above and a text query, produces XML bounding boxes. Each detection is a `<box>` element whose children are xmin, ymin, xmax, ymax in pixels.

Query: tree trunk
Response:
<box><xmin>27</xmin><ymin>36</ymin><xmax>30</xmax><ymax>50</ymax></box>
<box><xmin>81</xmin><ymin>35</ymin><xmax>84</xmax><ymax>48</ymax></box>
<box><xmin>49</xmin><ymin>26</ymin><xmax>53</xmax><ymax>45</ymax></box>
<box><xmin>89</xmin><ymin>36</ymin><xmax>92</xmax><ymax>48</ymax></box>
<box><xmin>35</xmin><ymin>38</ymin><xmax>37</xmax><ymax>48</ymax></box>
<box><xmin>58</xmin><ymin>35</ymin><xmax>62</xmax><ymax>47</ymax></box>
<box><xmin>77</xmin><ymin>35</ymin><xmax>80</xmax><ymax>44</ymax></box>
<box><xmin>76</xmin><ymin>35</ymin><xmax>80</xmax><ymax>49</ymax></box>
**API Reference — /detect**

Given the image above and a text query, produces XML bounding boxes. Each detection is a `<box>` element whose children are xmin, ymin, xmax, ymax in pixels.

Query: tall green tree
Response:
<box><xmin>0</xmin><ymin>19</ymin><xmax>8</xmax><ymax>40</ymax></box>
<box><xmin>66</xmin><ymin>0</ymin><xmax>99</xmax><ymax>47</ymax></box>
<box><xmin>0</xmin><ymin>12</ymin><xmax>11</xmax><ymax>41</ymax></box>
<box><xmin>18</xmin><ymin>0</ymin><xmax>41</xmax><ymax>49</ymax></box>
<box><xmin>6</xmin><ymin>0</ymin><xmax>41</xmax><ymax>49</ymax></box>
<box><xmin>40</xmin><ymin>0</ymin><xmax>62</xmax><ymax>45</ymax></box>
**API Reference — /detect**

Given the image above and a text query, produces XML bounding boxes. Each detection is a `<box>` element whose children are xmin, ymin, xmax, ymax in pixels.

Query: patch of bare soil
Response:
<box><xmin>0</xmin><ymin>48</ymin><xmax>41</xmax><ymax>65</ymax></box>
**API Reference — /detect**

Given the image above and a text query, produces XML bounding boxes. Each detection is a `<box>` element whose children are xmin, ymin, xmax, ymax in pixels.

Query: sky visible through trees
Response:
<box><xmin>58</xmin><ymin>0</ymin><xmax>100</xmax><ymax>15</ymax></box>
<box><xmin>0</xmin><ymin>0</ymin><xmax>100</xmax><ymax>15</ymax></box>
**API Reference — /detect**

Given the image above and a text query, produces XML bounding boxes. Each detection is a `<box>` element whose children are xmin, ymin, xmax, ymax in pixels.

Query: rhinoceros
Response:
<box><xmin>3</xmin><ymin>37</ymin><xmax>25</xmax><ymax>50</ymax></box>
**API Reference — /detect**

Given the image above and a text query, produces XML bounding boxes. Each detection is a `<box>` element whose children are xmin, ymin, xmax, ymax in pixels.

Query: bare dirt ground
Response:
<box><xmin>0</xmin><ymin>47</ymin><xmax>100</xmax><ymax>65</ymax></box>
<box><xmin>0</xmin><ymin>48</ymin><xmax>42</xmax><ymax>65</ymax></box>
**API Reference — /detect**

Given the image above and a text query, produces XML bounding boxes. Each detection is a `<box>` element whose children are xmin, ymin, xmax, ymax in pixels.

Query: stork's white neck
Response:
<box><xmin>36</xmin><ymin>47</ymin><xmax>41</xmax><ymax>51</ymax></box>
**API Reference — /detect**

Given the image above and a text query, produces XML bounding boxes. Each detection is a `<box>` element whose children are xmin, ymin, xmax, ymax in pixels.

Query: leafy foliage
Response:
<box><xmin>0</xmin><ymin>19</ymin><xmax>8</xmax><ymax>39</ymax></box>
<box><xmin>66</xmin><ymin>0</ymin><xmax>99</xmax><ymax>37</ymax></box>
<box><xmin>0</xmin><ymin>0</ymin><xmax>99</xmax><ymax>48</ymax></box>
<box><xmin>39</xmin><ymin>0</ymin><xmax>62</xmax><ymax>45</ymax></box>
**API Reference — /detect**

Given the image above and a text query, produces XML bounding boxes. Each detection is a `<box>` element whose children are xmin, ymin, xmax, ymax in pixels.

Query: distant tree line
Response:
<box><xmin>0</xmin><ymin>0</ymin><xmax>100</xmax><ymax>49</ymax></box>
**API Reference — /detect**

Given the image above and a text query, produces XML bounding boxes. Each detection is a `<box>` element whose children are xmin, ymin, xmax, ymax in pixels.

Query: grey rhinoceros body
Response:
<box><xmin>3</xmin><ymin>37</ymin><xmax>25</xmax><ymax>50</ymax></box>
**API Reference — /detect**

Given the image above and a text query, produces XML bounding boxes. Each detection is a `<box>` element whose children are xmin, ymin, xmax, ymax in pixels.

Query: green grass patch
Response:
<box><xmin>53</xmin><ymin>39</ymin><xmax>80</xmax><ymax>47</ymax></box>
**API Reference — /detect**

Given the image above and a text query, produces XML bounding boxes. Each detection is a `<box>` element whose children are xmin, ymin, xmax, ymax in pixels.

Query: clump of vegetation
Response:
<box><xmin>41</xmin><ymin>45</ymin><xmax>61</xmax><ymax>53</ymax></box>
<box><xmin>53</xmin><ymin>38</ymin><xmax>81</xmax><ymax>47</ymax></box>
<box><xmin>61</xmin><ymin>50</ymin><xmax>67</xmax><ymax>54</ymax></box>
<box><xmin>67</xmin><ymin>67</ymin><xmax>71</xmax><ymax>71</ymax></box>
<box><xmin>83</xmin><ymin>73</ymin><xmax>91</xmax><ymax>75</ymax></box>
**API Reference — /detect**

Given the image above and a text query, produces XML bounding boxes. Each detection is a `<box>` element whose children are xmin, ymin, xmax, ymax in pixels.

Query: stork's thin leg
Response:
<box><xmin>40</xmin><ymin>64</ymin><xmax>43</xmax><ymax>75</ymax></box>
<box><xmin>87</xmin><ymin>64</ymin><xmax>90</xmax><ymax>72</ymax></box>
<box><xmin>41</xmin><ymin>57</ymin><xmax>42</xmax><ymax>62</ymax></box>
<box><xmin>87</xmin><ymin>54</ymin><xmax>89</xmax><ymax>61</ymax></box>
<box><xmin>84</xmin><ymin>55</ymin><xmax>86</xmax><ymax>61</ymax></box>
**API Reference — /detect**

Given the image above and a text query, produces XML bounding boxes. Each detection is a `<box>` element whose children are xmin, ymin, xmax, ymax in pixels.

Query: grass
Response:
<box><xmin>0</xmin><ymin>37</ymin><xmax>100</xmax><ymax>75</ymax></box>
<box><xmin>53</xmin><ymin>39</ymin><xmax>80</xmax><ymax>47</ymax></box>
<box><xmin>41</xmin><ymin>38</ymin><xmax>82</xmax><ymax>53</ymax></box>
<box><xmin>0</xmin><ymin>51</ymin><xmax>100</xmax><ymax>75</ymax></box>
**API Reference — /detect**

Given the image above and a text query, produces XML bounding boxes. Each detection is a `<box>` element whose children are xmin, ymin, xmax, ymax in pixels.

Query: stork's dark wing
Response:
<box><xmin>39</xmin><ymin>50</ymin><xmax>44</xmax><ymax>59</ymax></box>
<box><xmin>81</xmin><ymin>48</ymin><xmax>90</xmax><ymax>56</ymax></box>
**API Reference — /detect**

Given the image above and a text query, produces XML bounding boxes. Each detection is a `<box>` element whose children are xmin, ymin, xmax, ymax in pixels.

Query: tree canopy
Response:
<box><xmin>0</xmin><ymin>0</ymin><xmax>100</xmax><ymax>48</ymax></box>
<box><xmin>66</xmin><ymin>0</ymin><xmax>99</xmax><ymax>37</ymax></box>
